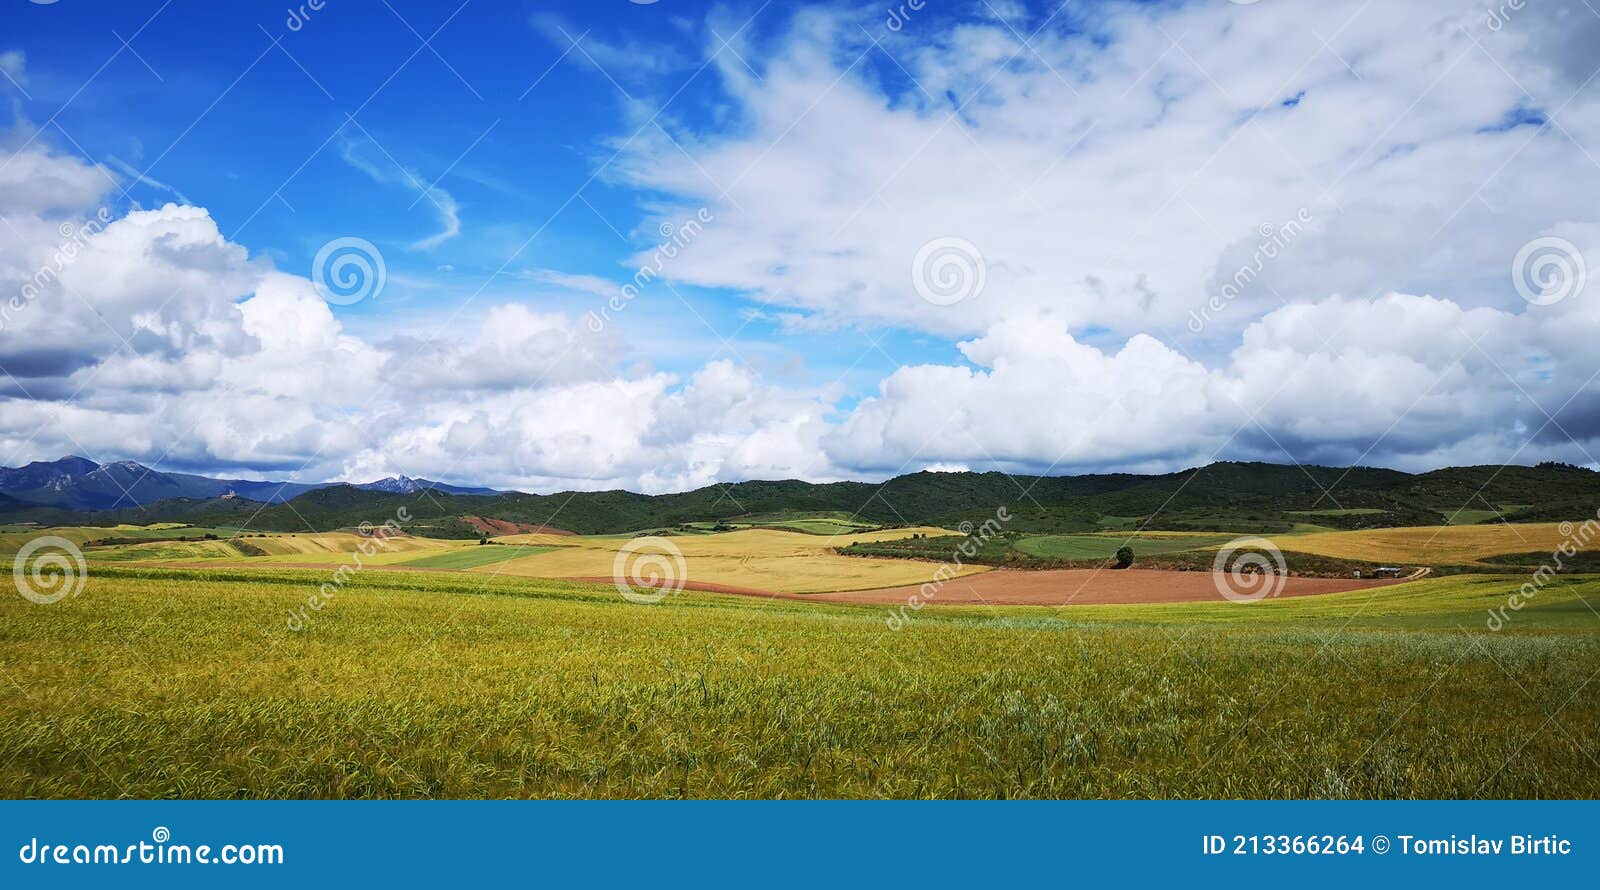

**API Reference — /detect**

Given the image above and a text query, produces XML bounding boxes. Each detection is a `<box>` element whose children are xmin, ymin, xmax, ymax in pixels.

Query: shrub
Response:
<box><xmin>1114</xmin><ymin>546</ymin><xmax>1134</xmax><ymax>569</ymax></box>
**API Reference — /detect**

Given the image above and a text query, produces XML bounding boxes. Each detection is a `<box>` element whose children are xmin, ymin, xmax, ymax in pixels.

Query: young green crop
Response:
<box><xmin>2</xmin><ymin>566</ymin><xmax>1596</xmax><ymax>799</ymax></box>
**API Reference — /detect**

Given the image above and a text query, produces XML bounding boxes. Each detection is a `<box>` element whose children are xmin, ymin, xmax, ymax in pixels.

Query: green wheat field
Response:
<box><xmin>3</xmin><ymin>566</ymin><xmax>1596</xmax><ymax>799</ymax></box>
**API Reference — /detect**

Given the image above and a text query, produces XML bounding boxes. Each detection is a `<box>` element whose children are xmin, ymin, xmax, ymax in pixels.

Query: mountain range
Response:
<box><xmin>0</xmin><ymin>456</ymin><xmax>506</xmax><ymax>511</ymax></box>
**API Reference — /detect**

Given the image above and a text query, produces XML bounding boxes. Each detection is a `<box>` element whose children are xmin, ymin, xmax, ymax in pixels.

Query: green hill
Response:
<box><xmin>2</xmin><ymin>461</ymin><xmax>1595</xmax><ymax>537</ymax></box>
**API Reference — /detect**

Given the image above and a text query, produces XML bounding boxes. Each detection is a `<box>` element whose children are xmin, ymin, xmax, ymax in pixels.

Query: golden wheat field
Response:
<box><xmin>476</xmin><ymin>526</ymin><xmax>978</xmax><ymax>593</ymax></box>
<box><xmin>1268</xmin><ymin>522</ymin><xmax>1589</xmax><ymax>565</ymax></box>
<box><xmin>65</xmin><ymin>525</ymin><xmax>978</xmax><ymax>595</ymax></box>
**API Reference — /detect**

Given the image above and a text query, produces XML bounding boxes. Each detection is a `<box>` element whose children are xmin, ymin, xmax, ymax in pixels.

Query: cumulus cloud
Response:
<box><xmin>0</xmin><ymin>142</ymin><xmax>837</xmax><ymax>492</ymax></box>
<box><xmin>829</xmin><ymin>286</ymin><xmax>1600</xmax><ymax>477</ymax></box>
<box><xmin>605</xmin><ymin>0</ymin><xmax>1600</xmax><ymax>475</ymax></box>
<box><xmin>612</xmin><ymin>1</ymin><xmax>1599</xmax><ymax>344</ymax></box>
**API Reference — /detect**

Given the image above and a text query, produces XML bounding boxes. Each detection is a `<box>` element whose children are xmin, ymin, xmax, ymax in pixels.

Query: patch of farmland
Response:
<box><xmin>0</xmin><ymin>525</ymin><xmax>241</xmax><ymax>553</ymax></box>
<box><xmin>398</xmin><ymin>544</ymin><xmax>562</xmax><ymax>570</ymax></box>
<box><xmin>1283</xmin><ymin>508</ymin><xmax>1391</xmax><ymax>516</ymax></box>
<box><xmin>84</xmin><ymin>539</ymin><xmax>250</xmax><ymax>562</ymax></box>
<box><xmin>764</xmin><ymin>518</ymin><xmax>878</xmax><ymax>535</ymax></box>
<box><xmin>1444</xmin><ymin>505</ymin><xmax>1530</xmax><ymax>526</ymax></box>
<box><xmin>1013</xmin><ymin>533</ymin><xmax>1238</xmax><ymax>560</ymax></box>
<box><xmin>488</xmin><ymin>532</ymin><xmax>593</xmax><ymax>547</ymax></box>
<box><xmin>1267</xmin><ymin>522</ymin><xmax>1588</xmax><ymax>565</ymax></box>
<box><xmin>480</xmin><ymin>526</ymin><xmax>975</xmax><ymax>594</ymax></box>
<box><xmin>186</xmin><ymin>532</ymin><xmax>464</xmax><ymax>566</ymax></box>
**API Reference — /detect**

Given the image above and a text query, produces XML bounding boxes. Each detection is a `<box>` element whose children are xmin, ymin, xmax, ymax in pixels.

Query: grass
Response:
<box><xmin>1</xmin><ymin>566</ymin><xmax>1596</xmax><ymax>798</ymax></box>
<box><xmin>1445</xmin><ymin>510</ymin><xmax>1502</xmax><ymax>526</ymax></box>
<box><xmin>82</xmin><ymin>539</ymin><xmax>249</xmax><ymax>562</ymax></box>
<box><xmin>0</xmin><ymin>525</ymin><xmax>241</xmax><ymax>553</ymax></box>
<box><xmin>398</xmin><ymin>544</ymin><xmax>562</xmax><ymax>570</ymax></box>
<box><xmin>674</xmin><ymin>512</ymin><xmax>881</xmax><ymax>536</ymax></box>
<box><xmin>1445</xmin><ymin>506</ymin><xmax>1528</xmax><ymax>526</ymax></box>
<box><xmin>767</xmin><ymin>518</ymin><xmax>878</xmax><ymax>535</ymax></box>
<box><xmin>1013</xmin><ymin>533</ymin><xmax>1238</xmax><ymax>560</ymax></box>
<box><xmin>1284</xmin><ymin>508</ymin><xmax>1391</xmax><ymax>516</ymax></box>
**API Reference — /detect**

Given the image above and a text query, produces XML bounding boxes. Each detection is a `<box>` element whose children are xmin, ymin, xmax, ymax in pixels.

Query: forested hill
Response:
<box><xmin>3</xmin><ymin>461</ymin><xmax>1596</xmax><ymax>538</ymax></box>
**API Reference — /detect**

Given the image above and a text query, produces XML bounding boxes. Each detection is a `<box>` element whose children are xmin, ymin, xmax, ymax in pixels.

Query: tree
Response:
<box><xmin>1113</xmin><ymin>546</ymin><xmax>1134</xmax><ymax>569</ymax></box>
<box><xmin>478</xmin><ymin>535</ymin><xmax>489</xmax><ymax>545</ymax></box>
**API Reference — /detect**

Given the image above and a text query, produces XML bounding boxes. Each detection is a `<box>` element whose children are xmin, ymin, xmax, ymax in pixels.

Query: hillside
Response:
<box><xmin>2</xmin><ymin>460</ymin><xmax>1595</xmax><ymax>538</ymax></box>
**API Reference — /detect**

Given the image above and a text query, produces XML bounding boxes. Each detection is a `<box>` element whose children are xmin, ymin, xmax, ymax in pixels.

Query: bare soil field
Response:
<box><xmin>586</xmin><ymin>567</ymin><xmax>1415</xmax><ymax>606</ymax></box>
<box><xmin>803</xmin><ymin>568</ymin><xmax>1412</xmax><ymax>606</ymax></box>
<box><xmin>462</xmin><ymin>516</ymin><xmax>575</xmax><ymax>536</ymax></box>
<box><xmin>141</xmin><ymin>561</ymin><xmax>1413</xmax><ymax>606</ymax></box>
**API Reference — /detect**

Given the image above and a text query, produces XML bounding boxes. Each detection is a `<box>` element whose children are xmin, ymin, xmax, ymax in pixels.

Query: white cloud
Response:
<box><xmin>105</xmin><ymin>156</ymin><xmax>192</xmax><ymax>205</ymax></box>
<box><xmin>337</xmin><ymin>137</ymin><xmax>462</xmax><ymax>251</ymax></box>
<box><xmin>614</xmin><ymin>2</ymin><xmax>1598</xmax><ymax>342</ymax></box>
<box><xmin>530</xmin><ymin>14</ymin><xmax>695</xmax><ymax>80</ymax></box>
<box><xmin>0</xmin><ymin>143</ymin><xmax>838</xmax><ymax>492</ymax></box>
<box><xmin>0</xmin><ymin>50</ymin><xmax>26</xmax><ymax>88</ymax></box>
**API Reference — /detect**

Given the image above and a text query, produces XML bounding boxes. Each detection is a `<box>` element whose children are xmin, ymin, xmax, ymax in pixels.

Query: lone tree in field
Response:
<box><xmin>1113</xmin><ymin>546</ymin><xmax>1134</xmax><ymax>569</ymax></box>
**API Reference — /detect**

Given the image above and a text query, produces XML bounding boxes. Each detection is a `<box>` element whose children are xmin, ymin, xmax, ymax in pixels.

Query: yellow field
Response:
<box><xmin>481</xmin><ymin>532</ymin><xmax>585</xmax><ymax>547</ymax></box>
<box><xmin>86</xmin><ymin>540</ymin><xmax>247</xmax><ymax>562</ymax></box>
<box><xmin>79</xmin><ymin>531</ymin><xmax>466</xmax><ymax>566</ymax></box>
<box><xmin>1083</xmin><ymin>530</ymin><xmax>1242</xmax><ymax>540</ymax></box>
<box><xmin>1270</xmin><ymin>522</ymin><xmax>1588</xmax><ymax>564</ymax></box>
<box><xmin>481</xmin><ymin>526</ymin><xmax>980</xmax><ymax>593</ymax></box>
<box><xmin>53</xmin><ymin>524</ymin><xmax>972</xmax><ymax>593</ymax></box>
<box><xmin>243</xmin><ymin>533</ymin><xmax>456</xmax><ymax>560</ymax></box>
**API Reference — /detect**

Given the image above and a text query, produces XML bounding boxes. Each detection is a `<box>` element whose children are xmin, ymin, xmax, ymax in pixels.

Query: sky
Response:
<box><xmin>1</xmin><ymin>0</ymin><xmax>1599</xmax><ymax>493</ymax></box>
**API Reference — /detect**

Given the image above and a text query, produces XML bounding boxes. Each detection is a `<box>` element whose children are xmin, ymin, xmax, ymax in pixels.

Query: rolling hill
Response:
<box><xmin>1</xmin><ymin>459</ymin><xmax>1595</xmax><ymax>538</ymax></box>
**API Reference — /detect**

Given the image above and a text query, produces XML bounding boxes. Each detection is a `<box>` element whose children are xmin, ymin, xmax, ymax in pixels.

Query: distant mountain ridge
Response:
<box><xmin>355</xmin><ymin>475</ymin><xmax>501</xmax><ymax>497</ymax></box>
<box><xmin>1</xmin><ymin>458</ymin><xmax>1596</xmax><ymax>539</ymax></box>
<box><xmin>0</xmin><ymin>457</ymin><xmax>508</xmax><ymax>510</ymax></box>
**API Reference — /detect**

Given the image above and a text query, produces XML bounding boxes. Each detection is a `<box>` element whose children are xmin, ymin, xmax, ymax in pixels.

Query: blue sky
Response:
<box><xmin>3</xmin><ymin>0</ymin><xmax>1600</xmax><ymax>491</ymax></box>
<box><xmin>5</xmin><ymin>0</ymin><xmax>941</xmax><ymax>394</ymax></box>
